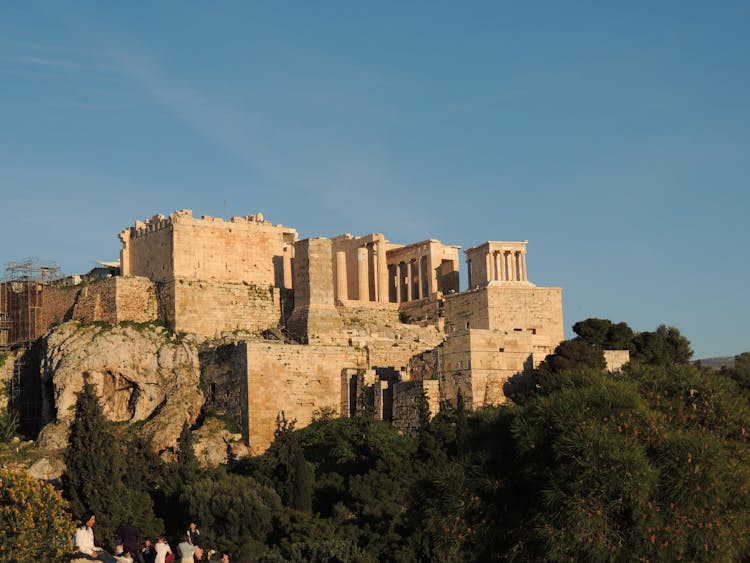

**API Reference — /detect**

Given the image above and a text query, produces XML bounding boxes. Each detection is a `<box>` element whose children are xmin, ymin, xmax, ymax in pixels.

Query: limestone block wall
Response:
<box><xmin>43</xmin><ymin>277</ymin><xmax>158</xmax><ymax>328</ymax></box>
<box><xmin>172</xmin><ymin>213</ymin><xmax>295</xmax><ymax>286</ymax></box>
<box><xmin>114</xmin><ymin>277</ymin><xmax>159</xmax><ymax>323</ymax></box>
<box><xmin>366</xmin><ymin>339</ymin><xmax>436</xmax><ymax>374</ymax></box>
<box><xmin>604</xmin><ymin>350</ymin><xmax>630</xmax><ymax>372</ymax></box>
<box><xmin>42</xmin><ymin>285</ymin><xmax>80</xmax><ymax>328</ymax></box>
<box><xmin>287</xmin><ymin>238</ymin><xmax>343</xmax><ymax>342</ymax></box>
<box><xmin>121</xmin><ymin>218</ymin><xmax>174</xmax><ymax>282</ymax></box>
<box><xmin>398</xmin><ymin>293</ymin><xmax>444</xmax><ymax>327</ymax></box>
<box><xmin>68</xmin><ymin>280</ymin><xmax>117</xmax><ymax>324</ymax></box>
<box><xmin>444</xmin><ymin>285</ymin><xmax>563</xmax><ymax>359</ymax></box>
<box><xmin>120</xmin><ymin>210</ymin><xmax>297</xmax><ymax>288</ymax></box>
<box><xmin>392</xmin><ymin>379</ymin><xmax>440</xmax><ymax>434</ymax></box>
<box><xmin>444</xmin><ymin>289</ymin><xmax>490</xmax><ymax>332</ymax></box>
<box><xmin>338</xmin><ymin>304</ymin><xmax>400</xmax><ymax>332</ymax></box>
<box><xmin>439</xmin><ymin>329</ymin><xmax>532</xmax><ymax>408</ymax></box>
<box><xmin>484</xmin><ymin>285</ymin><xmax>563</xmax><ymax>352</ymax></box>
<box><xmin>168</xmin><ymin>279</ymin><xmax>280</xmax><ymax>336</ymax></box>
<box><xmin>243</xmin><ymin>341</ymin><xmax>367</xmax><ymax>452</ymax></box>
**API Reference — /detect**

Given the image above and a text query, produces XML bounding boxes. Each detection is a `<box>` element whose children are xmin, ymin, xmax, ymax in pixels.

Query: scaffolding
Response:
<box><xmin>1</xmin><ymin>257</ymin><xmax>61</xmax><ymax>348</ymax></box>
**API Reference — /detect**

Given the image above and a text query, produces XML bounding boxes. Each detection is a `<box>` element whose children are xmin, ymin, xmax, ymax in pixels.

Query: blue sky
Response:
<box><xmin>1</xmin><ymin>2</ymin><xmax>748</xmax><ymax>358</ymax></box>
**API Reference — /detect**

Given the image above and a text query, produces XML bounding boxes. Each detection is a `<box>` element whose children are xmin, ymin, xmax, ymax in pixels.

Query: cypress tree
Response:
<box><xmin>455</xmin><ymin>389</ymin><xmax>467</xmax><ymax>458</ymax></box>
<box><xmin>177</xmin><ymin>420</ymin><xmax>199</xmax><ymax>480</ymax></box>
<box><xmin>63</xmin><ymin>380</ymin><xmax>127</xmax><ymax>547</ymax></box>
<box><xmin>272</xmin><ymin>412</ymin><xmax>313</xmax><ymax>512</ymax></box>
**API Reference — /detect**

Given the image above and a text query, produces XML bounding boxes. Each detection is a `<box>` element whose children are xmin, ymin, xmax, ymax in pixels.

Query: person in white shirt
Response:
<box><xmin>73</xmin><ymin>513</ymin><xmax>117</xmax><ymax>563</ymax></box>
<box><xmin>153</xmin><ymin>536</ymin><xmax>172</xmax><ymax>563</ymax></box>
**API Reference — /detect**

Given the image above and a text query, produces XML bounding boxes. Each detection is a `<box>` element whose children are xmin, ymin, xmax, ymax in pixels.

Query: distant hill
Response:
<box><xmin>696</xmin><ymin>355</ymin><xmax>745</xmax><ymax>370</ymax></box>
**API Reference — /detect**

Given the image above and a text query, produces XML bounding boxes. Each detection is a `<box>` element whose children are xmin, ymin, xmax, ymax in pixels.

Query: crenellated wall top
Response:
<box><xmin>119</xmin><ymin>209</ymin><xmax>296</xmax><ymax>243</ymax></box>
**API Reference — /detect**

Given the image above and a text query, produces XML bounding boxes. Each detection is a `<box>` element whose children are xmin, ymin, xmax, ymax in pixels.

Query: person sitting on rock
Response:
<box><xmin>73</xmin><ymin>513</ymin><xmax>117</xmax><ymax>563</ymax></box>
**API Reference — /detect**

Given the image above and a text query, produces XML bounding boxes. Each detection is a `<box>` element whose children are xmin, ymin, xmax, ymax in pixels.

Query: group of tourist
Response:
<box><xmin>71</xmin><ymin>513</ymin><xmax>231</xmax><ymax>563</ymax></box>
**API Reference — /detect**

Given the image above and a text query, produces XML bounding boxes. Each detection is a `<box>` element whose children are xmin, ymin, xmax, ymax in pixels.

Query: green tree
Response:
<box><xmin>534</xmin><ymin>339</ymin><xmax>607</xmax><ymax>393</ymax></box>
<box><xmin>721</xmin><ymin>351</ymin><xmax>750</xmax><ymax>390</ymax></box>
<box><xmin>0</xmin><ymin>468</ymin><xmax>75</xmax><ymax>562</ymax></box>
<box><xmin>269</xmin><ymin>413</ymin><xmax>314</xmax><ymax>512</ymax></box>
<box><xmin>63</xmin><ymin>381</ymin><xmax>128</xmax><ymax>547</ymax></box>
<box><xmin>181</xmin><ymin>469</ymin><xmax>281</xmax><ymax>559</ymax></box>
<box><xmin>631</xmin><ymin>324</ymin><xmax>693</xmax><ymax>366</ymax></box>
<box><xmin>573</xmin><ymin>317</ymin><xmax>635</xmax><ymax>350</ymax></box>
<box><xmin>505</xmin><ymin>364</ymin><xmax>750</xmax><ymax>561</ymax></box>
<box><xmin>455</xmin><ymin>389</ymin><xmax>467</xmax><ymax>458</ymax></box>
<box><xmin>121</xmin><ymin>433</ymin><xmax>165</xmax><ymax>540</ymax></box>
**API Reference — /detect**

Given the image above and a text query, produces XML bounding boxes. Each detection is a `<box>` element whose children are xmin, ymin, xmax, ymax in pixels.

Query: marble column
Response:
<box><xmin>398</xmin><ymin>262</ymin><xmax>407</xmax><ymax>302</ymax></box>
<box><xmin>357</xmin><ymin>246</ymin><xmax>369</xmax><ymax>301</ymax></box>
<box><xmin>336</xmin><ymin>250</ymin><xmax>347</xmax><ymax>301</ymax></box>
<box><xmin>406</xmin><ymin>260</ymin><xmax>413</xmax><ymax>301</ymax></box>
<box><xmin>376</xmin><ymin>242</ymin><xmax>388</xmax><ymax>303</ymax></box>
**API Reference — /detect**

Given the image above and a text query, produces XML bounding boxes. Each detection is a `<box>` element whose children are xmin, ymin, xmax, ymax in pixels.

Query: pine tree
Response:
<box><xmin>63</xmin><ymin>381</ymin><xmax>128</xmax><ymax>547</ymax></box>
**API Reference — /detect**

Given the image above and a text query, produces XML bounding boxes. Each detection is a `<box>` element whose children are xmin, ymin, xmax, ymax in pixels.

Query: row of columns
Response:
<box><xmin>389</xmin><ymin>256</ymin><xmax>429</xmax><ymax>303</ymax></box>
<box><xmin>336</xmin><ymin>242</ymin><xmax>389</xmax><ymax>303</ymax></box>
<box><xmin>487</xmin><ymin>250</ymin><xmax>527</xmax><ymax>282</ymax></box>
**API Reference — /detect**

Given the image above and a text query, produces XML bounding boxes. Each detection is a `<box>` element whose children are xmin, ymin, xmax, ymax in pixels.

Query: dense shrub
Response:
<box><xmin>0</xmin><ymin>469</ymin><xmax>74</xmax><ymax>561</ymax></box>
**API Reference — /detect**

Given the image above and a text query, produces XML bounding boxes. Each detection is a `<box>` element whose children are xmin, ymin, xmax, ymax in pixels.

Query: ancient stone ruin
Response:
<box><xmin>1</xmin><ymin>210</ymin><xmax>564</xmax><ymax>455</ymax></box>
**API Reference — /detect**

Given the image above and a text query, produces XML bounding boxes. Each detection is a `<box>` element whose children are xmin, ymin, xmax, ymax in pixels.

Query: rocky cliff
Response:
<box><xmin>36</xmin><ymin>321</ymin><xmax>204</xmax><ymax>452</ymax></box>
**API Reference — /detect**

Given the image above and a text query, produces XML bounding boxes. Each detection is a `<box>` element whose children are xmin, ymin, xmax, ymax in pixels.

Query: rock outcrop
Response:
<box><xmin>37</xmin><ymin>321</ymin><xmax>204</xmax><ymax>452</ymax></box>
<box><xmin>192</xmin><ymin>417</ymin><xmax>250</xmax><ymax>466</ymax></box>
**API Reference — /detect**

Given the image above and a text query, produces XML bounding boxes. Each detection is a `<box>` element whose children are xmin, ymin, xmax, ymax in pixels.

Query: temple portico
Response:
<box><xmin>386</xmin><ymin>240</ymin><xmax>460</xmax><ymax>303</ymax></box>
<box><xmin>331</xmin><ymin>234</ymin><xmax>390</xmax><ymax>304</ymax></box>
<box><xmin>466</xmin><ymin>241</ymin><xmax>529</xmax><ymax>288</ymax></box>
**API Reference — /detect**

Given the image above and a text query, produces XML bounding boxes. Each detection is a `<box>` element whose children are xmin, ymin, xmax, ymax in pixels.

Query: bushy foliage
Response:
<box><xmin>631</xmin><ymin>324</ymin><xmax>693</xmax><ymax>366</ymax></box>
<box><xmin>0</xmin><ymin>468</ymin><xmax>75</xmax><ymax>561</ymax></box>
<box><xmin>572</xmin><ymin>318</ymin><xmax>693</xmax><ymax>367</ymax></box>
<box><xmin>534</xmin><ymin>340</ymin><xmax>607</xmax><ymax>392</ymax></box>
<box><xmin>181</xmin><ymin>469</ymin><xmax>281</xmax><ymax>559</ymax></box>
<box><xmin>573</xmin><ymin>317</ymin><xmax>635</xmax><ymax>350</ymax></box>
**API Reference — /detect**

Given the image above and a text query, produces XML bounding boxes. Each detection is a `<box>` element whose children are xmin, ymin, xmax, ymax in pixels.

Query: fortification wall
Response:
<box><xmin>120</xmin><ymin>210</ymin><xmax>297</xmax><ymax>288</ymax></box>
<box><xmin>287</xmin><ymin>238</ymin><xmax>342</xmax><ymax>342</ymax></box>
<box><xmin>172</xmin><ymin>213</ymin><xmax>294</xmax><ymax>286</ymax></box>
<box><xmin>391</xmin><ymin>379</ymin><xmax>440</xmax><ymax>434</ymax></box>
<box><xmin>366</xmin><ymin>338</ymin><xmax>436</xmax><ymax>374</ymax></box>
<box><xmin>444</xmin><ymin>285</ymin><xmax>563</xmax><ymax>355</ymax></box>
<box><xmin>439</xmin><ymin>329</ymin><xmax>533</xmax><ymax>408</ymax></box>
<box><xmin>121</xmin><ymin>216</ymin><xmax>174</xmax><ymax>282</ymax></box>
<box><xmin>43</xmin><ymin>277</ymin><xmax>159</xmax><ymax>328</ymax></box>
<box><xmin>444</xmin><ymin>289</ymin><xmax>489</xmax><ymax>332</ymax></box>
<box><xmin>244</xmin><ymin>341</ymin><xmax>367</xmax><ymax>452</ymax></box>
<box><xmin>42</xmin><ymin>285</ymin><xmax>80</xmax><ymax>328</ymax></box>
<box><xmin>167</xmin><ymin>279</ymin><xmax>280</xmax><ymax>336</ymax></box>
<box><xmin>114</xmin><ymin>277</ymin><xmax>159</xmax><ymax>323</ymax></box>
